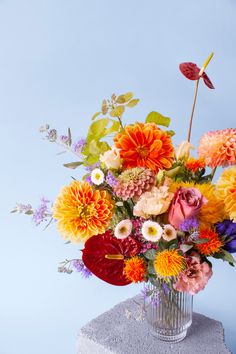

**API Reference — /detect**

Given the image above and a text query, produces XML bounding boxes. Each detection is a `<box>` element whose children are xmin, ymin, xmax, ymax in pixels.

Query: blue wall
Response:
<box><xmin>1</xmin><ymin>0</ymin><xmax>236</xmax><ymax>353</ymax></box>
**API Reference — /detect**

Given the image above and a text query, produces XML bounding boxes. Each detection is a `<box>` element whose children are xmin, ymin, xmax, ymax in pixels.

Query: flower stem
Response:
<box><xmin>188</xmin><ymin>79</ymin><xmax>200</xmax><ymax>142</ymax></box>
<box><xmin>210</xmin><ymin>167</ymin><xmax>217</xmax><ymax>181</ymax></box>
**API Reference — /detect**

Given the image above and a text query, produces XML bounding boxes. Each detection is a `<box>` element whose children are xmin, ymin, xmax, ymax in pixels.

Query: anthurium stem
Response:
<box><xmin>188</xmin><ymin>79</ymin><xmax>200</xmax><ymax>142</ymax></box>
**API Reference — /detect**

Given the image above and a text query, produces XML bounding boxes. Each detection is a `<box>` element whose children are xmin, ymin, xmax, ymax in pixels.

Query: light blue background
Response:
<box><xmin>1</xmin><ymin>0</ymin><xmax>236</xmax><ymax>353</ymax></box>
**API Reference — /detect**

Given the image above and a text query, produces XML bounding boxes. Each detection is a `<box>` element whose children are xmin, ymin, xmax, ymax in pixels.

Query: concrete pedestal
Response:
<box><xmin>77</xmin><ymin>295</ymin><xmax>231</xmax><ymax>354</ymax></box>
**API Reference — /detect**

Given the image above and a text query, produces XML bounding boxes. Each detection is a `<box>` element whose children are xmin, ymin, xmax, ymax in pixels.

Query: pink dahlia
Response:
<box><xmin>173</xmin><ymin>252</ymin><xmax>212</xmax><ymax>295</ymax></box>
<box><xmin>198</xmin><ymin>128</ymin><xmax>236</xmax><ymax>169</ymax></box>
<box><xmin>114</xmin><ymin>167</ymin><xmax>155</xmax><ymax>201</ymax></box>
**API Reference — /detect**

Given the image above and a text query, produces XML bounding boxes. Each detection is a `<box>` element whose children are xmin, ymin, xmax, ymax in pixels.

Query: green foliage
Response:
<box><xmin>145</xmin><ymin>111</ymin><xmax>171</xmax><ymax>127</ymax></box>
<box><xmin>213</xmin><ymin>250</ymin><xmax>236</xmax><ymax>266</ymax></box>
<box><xmin>144</xmin><ymin>249</ymin><xmax>157</xmax><ymax>260</ymax></box>
<box><xmin>63</xmin><ymin>161</ymin><xmax>83</xmax><ymax>169</ymax></box>
<box><xmin>147</xmin><ymin>261</ymin><xmax>156</xmax><ymax>276</ymax></box>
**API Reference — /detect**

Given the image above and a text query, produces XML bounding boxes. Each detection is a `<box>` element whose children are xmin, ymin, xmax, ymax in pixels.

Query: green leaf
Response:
<box><xmin>68</xmin><ymin>128</ymin><xmax>72</xmax><ymax>146</ymax></box>
<box><xmin>144</xmin><ymin>249</ymin><xmax>157</xmax><ymax>260</ymax></box>
<box><xmin>124</xmin><ymin>92</ymin><xmax>133</xmax><ymax>102</ymax></box>
<box><xmin>145</xmin><ymin>111</ymin><xmax>171</xmax><ymax>127</ymax></box>
<box><xmin>116</xmin><ymin>95</ymin><xmax>126</xmax><ymax>104</ymax></box>
<box><xmin>166</xmin><ymin>130</ymin><xmax>175</xmax><ymax>137</ymax></box>
<box><xmin>91</xmin><ymin>111</ymin><xmax>102</xmax><ymax>120</ymax></box>
<box><xmin>165</xmin><ymin>166</ymin><xmax>182</xmax><ymax>178</ymax></box>
<box><xmin>180</xmin><ymin>244</ymin><xmax>193</xmax><ymax>253</ymax></box>
<box><xmin>126</xmin><ymin>98</ymin><xmax>140</xmax><ymax>107</ymax></box>
<box><xmin>86</xmin><ymin>118</ymin><xmax>110</xmax><ymax>143</ymax></box>
<box><xmin>147</xmin><ymin>261</ymin><xmax>156</xmax><ymax>275</ymax></box>
<box><xmin>193</xmin><ymin>238</ymin><xmax>209</xmax><ymax>244</ymax></box>
<box><xmin>105</xmin><ymin>120</ymin><xmax>120</xmax><ymax>135</ymax></box>
<box><xmin>110</xmin><ymin>105</ymin><xmax>125</xmax><ymax>117</ymax></box>
<box><xmin>221</xmin><ymin>250</ymin><xmax>236</xmax><ymax>264</ymax></box>
<box><xmin>63</xmin><ymin>161</ymin><xmax>83</xmax><ymax>169</ymax></box>
<box><xmin>88</xmin><ymin>140</ymin><xmax>110</xmax><ymax>156</ymax></box>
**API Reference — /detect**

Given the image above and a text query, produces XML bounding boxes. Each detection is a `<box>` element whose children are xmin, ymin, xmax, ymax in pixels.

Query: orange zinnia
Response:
<box><xmin>53</xmin><ymin>181</ymin><xmax>113</xmax><ymax>243</ymax></box>
<box><xmin>114</xmin><ymin>123</ymin><xmax>174</xmax><ymax>173</ymax></box>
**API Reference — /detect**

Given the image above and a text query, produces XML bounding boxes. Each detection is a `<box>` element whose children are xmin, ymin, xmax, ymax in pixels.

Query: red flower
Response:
<box><xmin>179</xmin><ymin>62</ymin><xmax>214</xmax><ymax>89</ymax></box>
<box><xmin>82</xmin><ymin>231</ymin><xmax>141</xmax><ymax>286</ymax></box>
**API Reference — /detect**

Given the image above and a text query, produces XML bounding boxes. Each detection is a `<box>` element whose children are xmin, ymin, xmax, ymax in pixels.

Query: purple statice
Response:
<box><xmin>216</xmin><ymin>220</ymin><xmax>236</xmax><ymax>253</ymax></box>
<box><xmin>106</xmin><ymin>171</ymin><xmax>118</xmax><ymax>188</ymax></box>
<box><xmin>73</xmin><ymin>138</ymin><xmax>86</xmax><ymax>155</ymax></box>
<box><xmin>59</xmin><ymin>135</ymin><xmax>71</xmax><ymax>146</ymax></box>
<box><xmin>72</xmin><ymin>260</ymin><xmax>92</xmax><ymax>279</ymax></box>
<box><xmin>32</xmin><ymin>198</ymin><xmax>51</xmax><ymax>226</ymax></box>
<box><xmin>179</xmin><ymin>217</ymin><xmax>199</xmax><ymax>232</ymax></box>
<box><xmin>13</xmin><ymin>203</ymin><xmax>33</xmax><ymax>214</ymax></box>
<box><xmin>46</xmin><ymin>129</ymin><xmax>57</xmax><ymax>142</ymax></box>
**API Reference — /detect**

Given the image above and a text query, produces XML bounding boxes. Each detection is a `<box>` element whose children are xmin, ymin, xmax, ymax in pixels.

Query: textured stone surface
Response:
<box><xmin>77</xmin><ymin>295</ymin><xmax>231</xmax><ymax>354</ymax></box>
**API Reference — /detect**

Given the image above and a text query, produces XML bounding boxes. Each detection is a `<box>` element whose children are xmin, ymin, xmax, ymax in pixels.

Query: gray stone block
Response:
<box><xmin>77</xmin><ymin>295</ymin><xmax>231</xmax><ymax>354</ymax></box>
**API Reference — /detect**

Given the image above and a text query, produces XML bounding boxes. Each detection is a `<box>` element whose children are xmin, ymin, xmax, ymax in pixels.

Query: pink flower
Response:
<box><xmin>168</xmin><ymin>187</ymin><xmax>207</xmax><ymax>229</ymax></box>
<box><xmin>173</xmin><ymin>252</ymin><xmax>213</xmax><ymax>295</ymax></box>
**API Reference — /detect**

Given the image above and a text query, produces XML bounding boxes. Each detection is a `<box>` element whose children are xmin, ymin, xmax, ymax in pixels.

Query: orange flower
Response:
<box><xmin>114</xmin><ymin>123</ymin><xmax>174</xmax><ymax>173</ymax></box>
<box><xmin>124</xmin><ymin>257</ymin><xmax>146</xmax><ymax>283</ymax></box>
<box><xmin>185</xmin><ymin>157</ymin><xmax>205</xmax><ymax>173</ymax></box>
<box><xmin>195</xmin><ymin>229</ymin><xmax>223</xmax><ymax>256</ymax></box>
<box><xmin>154</xmin><ymin>250</ymin><xmax>186</xmax><ymax>278</ymax></box>
<box><xmin>53</xmin><ymin>181</ymin><xmax>113</xmax><ymax>243</ymax></box>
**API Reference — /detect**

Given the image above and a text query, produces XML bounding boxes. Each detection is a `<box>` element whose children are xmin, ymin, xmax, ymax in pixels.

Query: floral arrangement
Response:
<box><xmin>13</xmin><ymin>53</ymin><xmax>236</xmax><ymax>298</ymax></box>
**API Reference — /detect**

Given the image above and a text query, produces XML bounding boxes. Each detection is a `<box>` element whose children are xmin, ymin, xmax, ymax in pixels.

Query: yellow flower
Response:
<box><xmin>216</xmin><ymin>166</ymin><xmax>236</xmax><ymax>222</ymax></box>
<box><xmin>53</xmin><ymin>181</ymin><xmax>113</xmax><ymax>243</ymax></box>
<box><xmin>154</xmin><ymin>250</ymin><xmax>186</xmax><ymax>278</ymax></box>
<box><xmin>169</xmin><ymin>181</ymin><xmax>225</xmax><ymax>228</ymax></box>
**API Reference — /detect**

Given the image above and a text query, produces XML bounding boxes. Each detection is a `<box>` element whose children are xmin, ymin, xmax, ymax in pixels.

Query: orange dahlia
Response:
<box><xmin>124</xmin><ymin>257</ymin><xmax>146</xmax><ymax>283</ymax></box>
<box><xmin>53</xmin><ymin>181</ymin><xmax>113</xmax><ymax>243</ymax></box>
<box><xmin>195</xmin><ymin>229</ymin><xmax>223</xmax><ymax>256</ymax></box>
<box><xmin>154</xmin><ymin>250</ymin><xmax>186</xmax><ymax>278</ymax></box>
<box><xmin>185</xmin><ymin>157</ymin><xmax>205</xmax><ymax>173</ymax></box>
<box><xmin>114</xmin><ymin>122</ymin><xmax>174</xmax><ymax>173</ymax></box>
<box><xmin>216</xmin><ymin>166</ymin><xmax>236</xmax><ymax>222</ymax></box>
<box><xmin>198</xmin><ymin>128</ymin><xmax>236</xmax><ymax>168</ymax></box>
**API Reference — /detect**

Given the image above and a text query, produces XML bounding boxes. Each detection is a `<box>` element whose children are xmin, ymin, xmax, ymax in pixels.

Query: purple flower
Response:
<box><xmin>216</xmin><ymin>220</ymin><xmax>236</xmax><ymax>253</ymax></box>
<box><xmin>73</xmin><ymin>138</ymin><xmax>86</xmax><ymax>155</ymax></box>
<box><xmin>162</xmin><ymin>282</ymin><xmax>170</xmax><ymax>295</ymax></box>
<box><xmin>72</xmin><ymin>260</ymin><xmax>92</xmax><ymax>278</ymax></box>
<box><xmin>85</xmin><ymin>162</ymin><xmax>100</xmax><ymax>173</ymax></box>
<box><xmin>46</xmin><ymin>129</ymin><xmax>57</xmax><ymax>142</ymax></box>
<box><xmin>32</xmin><ymin>198</ymin><xmax>51</xmax><ymax>226</ymax></box>
<box><xmin>179</xmin><ymin>217</ymin><xmax>199</xmax><ymax>232</ymax></box>
<box><xmin>14</xmin><ymin>203</ymin><xmax>33</xmax><ymax>214</ymax></box>
<box><xmin>59</xmin><ymin>135</ymin><xmax>71</xmax><ymax>146</ymax></box>
<box><xmin>106</xmin><ymin>171</ymin><xmax>118</xmax><ymax>188</ymax></box>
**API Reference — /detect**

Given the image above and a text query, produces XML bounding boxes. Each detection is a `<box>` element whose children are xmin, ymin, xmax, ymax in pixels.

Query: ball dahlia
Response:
<box><xmin>198</xmin><ymin>128</ymin><xmax>236</xmax><ymax>168</ymax></box>
<box><xmin>114</xmin><ymin>167</ymin><xmax>155</xmax><ymax>200</ymax></box>
<box><xmin>114</xmin><ymin>122</ymin><xmax>174</xmax><ymax>173</ymax></box>
<box><xmin>53</xmin><ymin>181</ymin><xmax>113</xmax><ymax>243</ymax></box>
<box><xmin>216</xmin><ymin>166</ymin><xmax>236</xmax><ymax>222</ymax></box>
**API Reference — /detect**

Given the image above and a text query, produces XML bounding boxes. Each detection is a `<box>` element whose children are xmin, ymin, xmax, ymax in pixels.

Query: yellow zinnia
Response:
<box><xmin>154</xmin><ymin>250</ymin><xmax>186</xmax><ymax>278</ymax></box>
<box><xmin>216</xmin><ymin>166</ymin><xmax>236</xmax><ymax>222</ymax></box>
<box><xmin>169</xmin><ymin>181</ymin><xmax>225</xmax><ymax>228</ymax></box>
<box><xmin>53</xmin><ymin>181</ymin><xmax>113</xmax><ymax>243</ymax></box>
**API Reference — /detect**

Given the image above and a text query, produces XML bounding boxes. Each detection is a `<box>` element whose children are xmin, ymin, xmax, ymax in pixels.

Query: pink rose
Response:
<box><xmin>173</xmin><ymin>252</ymin><xmax>213</xmax><ymax>295</ymax></box>
<box><xmin>168</xmin><ymin>187</ymin><xmax>207</xmax><ymax>229</ymax></box>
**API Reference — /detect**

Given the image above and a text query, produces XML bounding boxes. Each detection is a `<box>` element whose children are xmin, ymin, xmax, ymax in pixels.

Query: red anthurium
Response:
<box><xmin>82</xmin><ymin>230</ymin><xmax>141</xmax><ymax>286</ymax></box>
<box><xmin>179</xmin><ymin>62</ymin><xmax>214</xmax><ymax>89</ymax></box>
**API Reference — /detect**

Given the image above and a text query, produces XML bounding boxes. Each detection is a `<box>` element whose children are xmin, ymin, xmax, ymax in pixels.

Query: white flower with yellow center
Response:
<box><xmin>141</xmin><ymin>221</ymin><xmax>162</xmax><ymax>242</ymax></box>
<box><xmin>91</xmin><ymin>168</ymin><xmax>104</xmax><ymax>185</ymax></box>
<box><xmin>162</xmin><ymin>224</ymin><xmax>177</xmax><ymax>241</ymax></box>
<box><xmin>114</xmin><ymin>219</ymin><xmax>132</xmax><ymax>239</ymax></box>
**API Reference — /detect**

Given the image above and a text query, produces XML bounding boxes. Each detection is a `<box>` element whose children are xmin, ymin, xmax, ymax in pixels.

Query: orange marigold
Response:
<box><xmin>154</xmin><ymin>250</ymin><xmax>186</xmax><ymax>278</ymax></box>
<box><xmin>114</xmin><ymin>122</ymin><xmax>174</xmax><ymax>173</ymax></box>
<box><xmin>195</xmin><ymin>229</ymin><xmax>223</xmax><ymax>256</ymax></box>
<box><xmin>124</xmin><ymin>257</ymin><xmax>146</xmax><ymax>283</ymax></box>
<box><xmin>185</xmin><ymin>157</ymin><xmax>205</xmax><ymax>173</ymax></box>
<box><xmin>53</xmin><ymin>181</ymin><xmax>113</xmax><ymax>243</ymax></box>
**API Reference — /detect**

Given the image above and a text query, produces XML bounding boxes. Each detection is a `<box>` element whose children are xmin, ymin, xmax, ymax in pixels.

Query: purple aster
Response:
<box><xmin>216</xmin><ymin>220</ymin><xmax>236</xmax><ymax>253</ymax></box>
<box><xmin>32</xmin><ymin>198</ymin><xmax>51</xmax><ymax>226</ymax></box>
<box><xmin>85</xmin><ymin>175</ymin><xmax>93</xmax><ymax>185</ymax></box>
<box><xmin>106</xmin><ymin>171</ymin><xmax>118</xmax><ymax>188</ymax></box>
<box><xmin>46</xmin><ymin>129</ymin><xmax>57</xmax><ymax>142</ymax></box>
<box><xmin>59</xmin><ymin>135</ymin><xmax>71</xmax><ymax>146</ymax></box>
<box><xmin>179</xmin><ymin>217</ymin><xmax>199</xmax><ymax>232</ymax></box>
<box><xmin>73</xmin><ymin>138</ymin><xmax>86</xmax><ymax>155</ymax></box>
<box><xmin>72</xmin><ymin>260</ymin><xmax>92</xmax><ymax>279</ymax></box>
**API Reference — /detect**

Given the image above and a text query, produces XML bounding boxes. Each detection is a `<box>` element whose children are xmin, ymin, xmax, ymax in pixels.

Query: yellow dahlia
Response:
<box><xmin>114</xmin><ymin>122</ymin><xmax>174</xmax><ymax>173</ymax></box>
<box><xmin>198</xmin><ymin>128</ymin><xmax>236</xmax><ymax>168</ymax></box>
<box><xmin>53</xmin><ymin>181</ymin><xmax>113</xmax><ymax>243</ymax></box>
<box><xmin>154</xmin><ymin>250</ymin><xmax>186</xmax><ymax>278</ymax></box>
<box><xmin>195</xmin><ymin>229</ymin><xmax>223</xmax><ymax>256</ymax></box>
<box><xmin>216</xmin><ymin>166</ymin><xmax>236</xmax><ymax>222</ymax></box>
<box><xmin>169</xmin><ymin>182</ymin><xmax>225</xmax><ymax>228</ymax></box>
<box><xmin>124</xmin><ymin>257</ymin><xmax>147</xmax><ymax>283</ymax></box>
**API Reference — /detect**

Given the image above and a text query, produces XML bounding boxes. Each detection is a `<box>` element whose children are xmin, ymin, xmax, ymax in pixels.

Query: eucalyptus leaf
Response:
<box><xmin>63</xmin><ymin>161</ymin><xmax>83</xmax><ymax>169</ymax></box>
<box><xmin>145</xmin><ymin>111</ymin><xmax>171</xmax><ymax>127</ymax></box>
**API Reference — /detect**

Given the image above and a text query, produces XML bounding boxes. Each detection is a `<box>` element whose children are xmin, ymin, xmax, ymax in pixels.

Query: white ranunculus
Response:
<box><xmin>100</xmin><ymin>147</ymin><xmax>122</xmax><ymax>169</ymax></box>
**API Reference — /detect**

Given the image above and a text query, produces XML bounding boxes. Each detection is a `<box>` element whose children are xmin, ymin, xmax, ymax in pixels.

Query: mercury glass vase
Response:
<box><xmin>144</xmin><ymin>281</ymin><xmax>193</xmax><ymax>343</ymax></box>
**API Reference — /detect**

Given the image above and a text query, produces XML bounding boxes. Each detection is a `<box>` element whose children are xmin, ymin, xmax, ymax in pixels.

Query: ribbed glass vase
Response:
<box><xmin>144</xmin><ymin>281</ymin><xmax>193</xmax><ymax>343</ymax></box>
